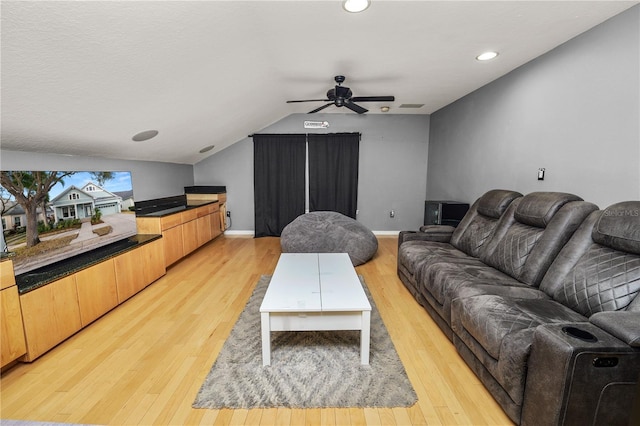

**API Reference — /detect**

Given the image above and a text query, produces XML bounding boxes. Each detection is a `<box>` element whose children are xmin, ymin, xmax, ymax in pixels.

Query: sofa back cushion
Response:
<box><xmin>450</xmin><ymin>189</ymin><xmax>522</xmax><ymax>258</ymax></box>
<box><xmin>481</xmin><ymin>192</ymin><xmax>598</xmax><ymax>286</ymax></box>
<box><xmin>593</xmin><ymin>201</ymin><xmax>640</xmax><ymax>255</ymax></box>
<box><xmin>545</xmin><ymin>202</ymin><xmax>640</xmax><ymax>316</ymax></box>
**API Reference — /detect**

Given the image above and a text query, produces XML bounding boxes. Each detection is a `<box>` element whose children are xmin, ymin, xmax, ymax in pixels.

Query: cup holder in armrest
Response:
<box><xmin>562</xmin><ymin>326</ymin><xmax>598</xmax><ymax>342</ymax></box>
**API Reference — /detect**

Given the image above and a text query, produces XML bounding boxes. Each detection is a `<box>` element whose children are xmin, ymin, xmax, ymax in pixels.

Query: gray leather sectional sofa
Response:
<box><xmin>397</xmin><ymin>190</ymin><xmax>640</xmax><ymax>425</ymax></box>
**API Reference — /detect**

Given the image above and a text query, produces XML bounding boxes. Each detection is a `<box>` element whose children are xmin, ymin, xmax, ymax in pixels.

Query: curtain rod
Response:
<box><xmin>248</xmin><ymin>132</ymin><xmax>361</xmax><ymax>138</ymax></box>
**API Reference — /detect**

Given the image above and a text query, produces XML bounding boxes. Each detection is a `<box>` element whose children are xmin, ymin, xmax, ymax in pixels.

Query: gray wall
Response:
<box><xmin>427</xmin><ymin>5</ymin><xmax>640</xmax><ymax>209</ymax></box>
<box><xmin>194</xmin><ymin>113</ymin><xmax>430</xmax><ymax>232</ymax></box>
<box><xmin>0</xmin><ymin>149</ymin><xmax>194</xmax><ymax>201</ymax></box>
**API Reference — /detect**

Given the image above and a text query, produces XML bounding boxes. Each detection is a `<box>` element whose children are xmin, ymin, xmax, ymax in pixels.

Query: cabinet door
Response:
<box><xmin>1</xmin><ymin>286</ymin><xmax>27</xmax><ymax>367</ymax></box>
<box><xmin>20</xmin><ymin>275</ymin><xmax>82</xmax><ymax>361</ymax></box>
<box><xmin>211</xmin><ymin>211</ymin><xmax>222</xmax><ymax>238</ymax></box>
<box><xmin>0</xmin><ymin>260</ymin><xmax>16</xmax><ymax>290</ymax></box>
<box><xmin>114</xmin><ymin>249</ymin><xmax>147</xmax><ymax>303</ymax></box>
<box><xmin>162</xmin><ymin>225</ymin><xmax>184</xmax><ymax>267</ymax></box>
<box><xmin>182</xmin><ymin>219</ymin><xmax>199</xmax><ymax>255</ymax></box>
<box><xmin>197</xmin><ymin>215</ymin><xmax>212</xmax><ymax>246</ymax></box>
<box><xmin>75</xmin><ymin>259</ymin><xmax>118</xmax><ymax>327</ymax></box>
<box><xmin>142</xmin><ymin>239</ymin><xmax>165</xmax><ymax>284</ymax></box>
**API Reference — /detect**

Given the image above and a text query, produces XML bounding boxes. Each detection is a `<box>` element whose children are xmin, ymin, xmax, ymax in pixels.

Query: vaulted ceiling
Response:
<box><xmin>2</xmin><ymin>1</ymin><xmax>637</xmax><ymax>164</ymax></box>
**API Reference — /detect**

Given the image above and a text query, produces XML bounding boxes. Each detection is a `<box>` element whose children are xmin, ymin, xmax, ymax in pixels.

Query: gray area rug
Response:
<box><xmin>193</xmin><ymin>275</ymin><xmax>417</xmax><ymax>409</ymax></box>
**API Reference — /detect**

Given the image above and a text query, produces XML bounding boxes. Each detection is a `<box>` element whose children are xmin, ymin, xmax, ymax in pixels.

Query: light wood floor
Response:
<box><xmin>1</xmin><ymin>236</ymin><xmax>513</xmax><ymax>425</ymax></box>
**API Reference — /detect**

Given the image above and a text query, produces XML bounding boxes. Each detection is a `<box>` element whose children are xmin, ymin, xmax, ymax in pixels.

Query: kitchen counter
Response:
<box><xmin>15</xmin><ymin>234</ymin><xmax>162</xmax><ymax>294</ymax></box>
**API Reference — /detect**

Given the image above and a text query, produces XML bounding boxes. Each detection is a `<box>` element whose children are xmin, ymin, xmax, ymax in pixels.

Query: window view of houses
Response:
<box><xmin>1</xmin><ymin>170</ymin><xmax>137</xmax><ymax>275</ymax></box>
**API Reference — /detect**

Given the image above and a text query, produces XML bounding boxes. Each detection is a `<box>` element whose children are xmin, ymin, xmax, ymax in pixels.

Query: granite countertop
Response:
<box><xmin>136</xmin><ymin>200</ymin><xmax>218</xmax><ymax>217</ymax></box>
<box><xmin>15</xmin><ymin>234</ymin><xmax>162</xmax><ymax>294</ymax></box>
<box><xmin>184</xmin><ymin>185</ymin><xmax>226</xmax><ymax>194</ymax></box>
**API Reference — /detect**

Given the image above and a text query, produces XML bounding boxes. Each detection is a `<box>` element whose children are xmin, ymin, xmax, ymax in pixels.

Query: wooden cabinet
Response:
<box><xmin>197</xmin><ymin>213</ymin><xmax>212</xmax><ymax>247</ymax></box>
<box><xmin>138</xmin><ymin>202</ymin><xmax>221</xmax><ymax>268</ymax></box>
<box><xmin>115</xmin><ymin>238</ymin><xmax>165</xmax><ymax>303</ymax></box>
<box><xmin>20</xmin><ymin>275</ymin><xmax>82</xmax><ymax>362</ymax></box>
<box><xmin>186</xmin><ymin>192</ymin><xmax>227</xmax><ymax>231</ymax></box>
<box><xmin>182</xmin><ymin>215</ymin><xmax>199</xmax><ymax>255</ymax></box>
<box><xmin>141</xmin><ymin>238</ymin><xmax>165</xmax><ymax>284</ymax></box>
<box><xmin>161</xmin><ymin>225</ymin><xmax>183</xmax><ymax>267</ymax></box>
<box><xmin>75</xmin><ymin>259</ymin><xmax>118</xmax><ymax>326</ymax></box>
<box><xmin>1</xmin><ymin>259</ymin><xmax>27</xmax><ymax>368</ymax></box>
<box><xmin>211</xmin><ymin>204</ymin><xmax>222</xmax><ymax>239</ymax></box>
<box><xmin>18</xmin><ymin>239</ymin><xmax>165</xmax><ymax>362</ymax></box>
<box><xmin>1</xmin><ymin>259</ymin><xmax>16</xmax><ymax>290</ymax></box>
<box><xmin>1</xmin><ymin>286</ymin><xmax>27</xmax><ymax>367</ymax></box>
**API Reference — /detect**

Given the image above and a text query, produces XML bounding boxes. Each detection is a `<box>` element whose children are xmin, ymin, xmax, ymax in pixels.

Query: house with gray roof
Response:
<box><xmin>50</xmin><ymin>182</ymin><xmax>123</xmax><ymax>222</ymax></box>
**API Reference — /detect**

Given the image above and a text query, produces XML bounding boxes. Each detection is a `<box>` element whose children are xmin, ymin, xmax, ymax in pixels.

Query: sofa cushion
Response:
<box><xmin>514</xmin><ymin>192</ymin><xmax>583</xmax><ymax>228</ymax></box>
<box><xmin>476</xmin><ymin>189</ymin><xmax>523</xmax><ymax>219</ymax></box>
<box><xmin>455</xmin><ymin>295</ymin><xmax>587</xmax><ymax>360</ymax></box>
<box><xmin>593</xmin><ymin>201</ymin><xmax>640</xmax><ymax>255</ymax></box>
<box><xmin>398</xmin><ymin>241</ymin><xmax>468</xmax><ymax>274</ymax></box>
<box><xmin>481</xmin><ymin>196</ymin><xmax>598</xmax><ymax>286</ymax></box>
<box><xmin>552</xmin><ymin>244</ymin><xmax>640</xmax><ymax>317</ymax></box>
<box><xmin>481</xmin><ymin>221</ymin><xmax>545</xmax><ymax>283</ymax></box>
<box><xmin>419</xmin><ymin>261</ymin><xmax>517</xmax><ymax>307</ymax></box>
<box><xmin>538</xmin><ymin>203</ymin><xmax>640</xmax><ymax>317</ymax></box>
<box><xmin>450</xmin><ymin>190</ymin><xmax>522</xmax><ymax>258</ymax></box>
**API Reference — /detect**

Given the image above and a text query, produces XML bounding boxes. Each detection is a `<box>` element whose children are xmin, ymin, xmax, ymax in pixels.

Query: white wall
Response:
<box><xmin>194</xmin><ymin>113</ymin><xmax>430</xmax><ymax>232</ymax></box>
<box><xmin>427</xmin><ymin>5</ymin><xmax>640</xmax><ymax>209</ymax></box>
<box><xmin>0</xmin><ymin>150</ymin><xmax>194</xmax><ymax>201</ymax></box>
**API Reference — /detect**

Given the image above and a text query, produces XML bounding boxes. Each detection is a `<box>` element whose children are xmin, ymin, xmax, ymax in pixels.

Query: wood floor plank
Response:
<box><xmin>0</xmin><ymin>235</ymin><xmax>512</xmax><ymax>425</ymax></box>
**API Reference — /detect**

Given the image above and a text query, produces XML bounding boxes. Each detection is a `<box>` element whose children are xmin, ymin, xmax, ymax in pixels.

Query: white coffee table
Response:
<box><xmin>260</xmin><ymin>253</ymin><xmax>372</xmax><ymax>366</ymax></box>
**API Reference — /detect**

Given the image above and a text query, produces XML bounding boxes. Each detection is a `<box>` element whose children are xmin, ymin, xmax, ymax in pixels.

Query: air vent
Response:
<box><xmin>399</xmin><ymin>104</ymin><xmax>425</xmax><ymax>109</ymax></box>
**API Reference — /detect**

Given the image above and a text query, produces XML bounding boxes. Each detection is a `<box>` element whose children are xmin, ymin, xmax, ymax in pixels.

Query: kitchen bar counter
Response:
<box><xmin>15</xmin><ymin>234</ymin><xmax>162</xmax><ymax>294</ymax></box>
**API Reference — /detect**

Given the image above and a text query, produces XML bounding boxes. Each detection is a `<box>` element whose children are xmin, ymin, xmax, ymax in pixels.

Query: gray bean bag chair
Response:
<box><xmin>280</xmin><ymin>211</ymin><xmax>378</xmax><ymax>266</ymax></box>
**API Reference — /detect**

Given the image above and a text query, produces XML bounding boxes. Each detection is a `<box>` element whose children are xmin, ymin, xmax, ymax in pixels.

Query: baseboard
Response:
<box><xmin>223</xmin><ymin>230</ymin><xmax>255</xmax><ymax>236</ymax></box>
<box><xmin>373</xmin><ymin>231</ymin><xmax>401</xmax><ymax>236</ymax></box>
<box><xmin>223</xmin><ymin>230</ymin><xmax>400</xmax><ymax>237</ymax></box>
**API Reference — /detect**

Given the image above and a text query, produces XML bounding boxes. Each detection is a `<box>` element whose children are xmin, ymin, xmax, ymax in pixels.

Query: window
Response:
<box><xmin>69</xmin><ymin>193</ymin><xmax>79</xmax><ymax>200</ymax></box>
<box><xmin>62</xmin><ymin>206</ymin><xmax>76</xmax><ymax>218</ymax></box>
<box><xmin>14</xmin><ymin>217</ymin><xmax>21</xmax><ymax>227</ymax></box>
<box><xmin>253</xmin><ymin>132</ymin><xmax>360</xmax><ymax>237</ymax></box>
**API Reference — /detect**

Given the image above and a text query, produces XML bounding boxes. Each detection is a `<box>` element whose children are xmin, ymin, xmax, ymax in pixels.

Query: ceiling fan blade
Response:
<box><xmin>350</xmin><ymin>96</ymin><xmax>395</xmax><ymax>102</ymax></box>
<box><xmin>308</xmin><ymin>103</ymin><xmax>333</xmax><ymax>113</ymax></box>
<box><xmin>344</xmin><ymin>102</ymin><xmax>368</xmax><ymax>114</ymax></box>
<box><xmin>287</xmin><ymin>99</ymin><xmax>330</xmax><ymax>103</ymax></box>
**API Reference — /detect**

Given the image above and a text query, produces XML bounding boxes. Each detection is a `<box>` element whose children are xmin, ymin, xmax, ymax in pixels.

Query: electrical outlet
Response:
<box><xmin>226</xmin><ymin>211</ymin><xmax>231</xmax><ymax>217</ymax></box>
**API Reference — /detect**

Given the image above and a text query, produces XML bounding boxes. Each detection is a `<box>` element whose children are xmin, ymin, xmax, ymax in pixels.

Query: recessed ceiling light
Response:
<box><xmin>476</xmin><ymin>51</ymin><xmax>499</xmax><ymax>61</ymax></box>
<box><xmin>132</xmin><ymin>130</ymin><xmax>159</xmax><ymax>142</ymax></box>
<box><xmin>199</xmin><ymin>145</ymin><xmax>215</xmax><ymax>153</ymax></box>
<box><xmin>343</xmin><ymin>0</ymin><xmax>370</xmax><ymax>13</ymax></box>
<box><xmin>380</xmin><ymin>106</ymin><xmax>390</xmax><ymax>113</ymax></box>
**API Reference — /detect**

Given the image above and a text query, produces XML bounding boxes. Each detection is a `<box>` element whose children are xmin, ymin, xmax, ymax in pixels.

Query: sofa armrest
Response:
<box><xmin>521</xmin><ymin>322</ymin><xmax>640</xmax><ymax>426</ymax></box>
<box><xmin>398</xmin><ymin>226</ymin><xmax>455</xmax><ymax>246</ymax></box>
<box><xmin>590</xmin><ymin>311</ymin><xmax>640</xmax><ymax>347</ymax></box>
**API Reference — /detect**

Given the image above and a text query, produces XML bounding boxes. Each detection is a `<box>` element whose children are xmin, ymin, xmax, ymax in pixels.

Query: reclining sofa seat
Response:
<box><xmin>416</xmin><ymin>192</ymin><xmax>598</xmax><ymax>339</ymax></box>
<box><xmin>450</xmin><ymin>201</ymin><xmax>640</xmax><ymax>425</ymax></box>
<box><xmin>397</xmin><ymin>189</ymin><xmax>522</xmax><ymax>310</ymax></box>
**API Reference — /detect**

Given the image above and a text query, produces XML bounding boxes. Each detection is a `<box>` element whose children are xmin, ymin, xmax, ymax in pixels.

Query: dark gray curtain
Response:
<box><xmin>253</xmin><ymin>134</ymin><xmax>306</xmax><ymax>237</ymax></box>
<box><xmin>308</xmin><ymin>133</ymin><xmax>360</xmax><ymax>218</ymax></box>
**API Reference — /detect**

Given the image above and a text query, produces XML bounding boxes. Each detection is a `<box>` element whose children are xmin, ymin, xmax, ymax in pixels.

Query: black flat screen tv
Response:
<box><xmin>1</xmin><ymin>170</ymin><xmax>137</xmax><ymax>276</ymax></box>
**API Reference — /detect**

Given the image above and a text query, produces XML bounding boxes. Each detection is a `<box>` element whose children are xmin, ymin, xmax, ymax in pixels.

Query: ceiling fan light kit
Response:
<box><xmin>287</xmin><ymin>75</ymin><xmax>394</xmax><ymax>115</ymax></box>
<box><xmin>343</xmin><ymin>0</ymin><xmax>370</xmax><ymax>13</ymax></box>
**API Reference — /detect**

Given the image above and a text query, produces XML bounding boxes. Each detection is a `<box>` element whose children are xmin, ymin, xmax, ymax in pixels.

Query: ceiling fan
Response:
<box><xmin>286</xmin><ymin>75</ymin><xmax>395</xmax><ymax>114</ymax></box>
